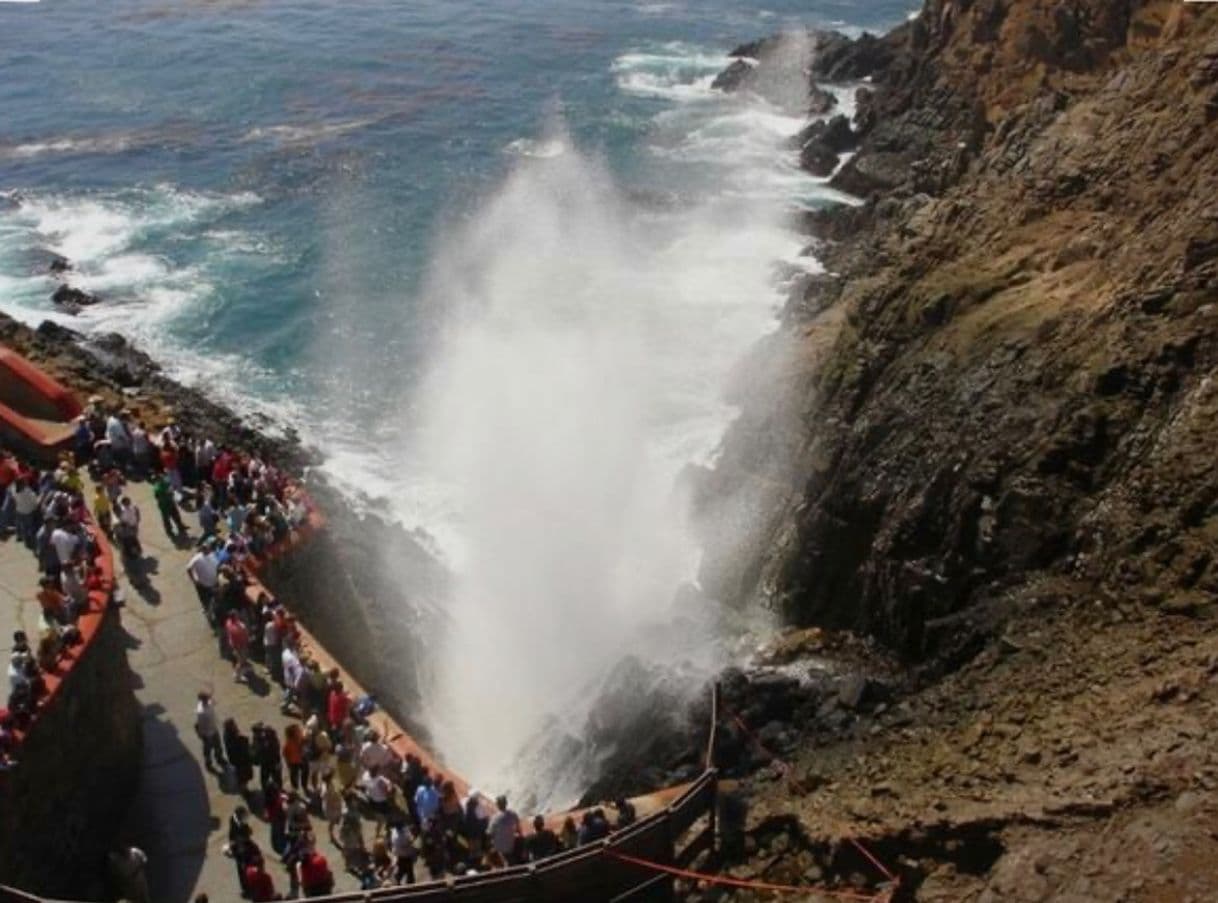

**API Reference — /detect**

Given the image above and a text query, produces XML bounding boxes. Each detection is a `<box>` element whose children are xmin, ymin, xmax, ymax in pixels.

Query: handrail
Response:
<box><xmin>3</xmin><ymin>511</ymin><xmax>115</xmax><ymax>755</ymax></box>
<box><xmin>1</xmin><ymin>752</ymin><xmax>719</xmax><ymax>902</ymax></box>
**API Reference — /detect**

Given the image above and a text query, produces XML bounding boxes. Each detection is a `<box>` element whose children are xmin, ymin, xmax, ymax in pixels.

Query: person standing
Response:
<box><xmin>223</xmin><ymin>718</ymin><xmax>255</xmax><ymax>794</ymax></box>
<box><xmin>243</xmin><ymin>856</ymin><xmax>278</xmax><ymax>902</ymax></box>
<box><xmin>413</xmin><ymin>774</ymin><xmax>439</xmax><ymax>830</ymax></box>
<box><xmin>186</xmin><ymin>542</ymin><xmax>221</xmax><ymax>623</ymax></box>
<box><xmin>194</xmin><ymin>690</ymin><xmax>226</xmax><ymax>771</ymax></box>
<box><xmin>389</xmin><ymin>817</ymin><xmax>418</xmax><ymax>885</ymax></box>
<box><xmin>0</xmin><ymin>450</ymin><xmax>16</xmax><ymax>534</ymax></box>
<box><xmin>49</xmin><ymin>520</ymin><xmax>79</xmax><ymax>575</ymax></box>
<box><xmin>153</xmin><ymin>471</ymin><xmax>186</xmax><ymax>538</ymax></box>
<box><xmin>108</xmin><ymin>846</ymin><xmax>150</xmax><ymax>903</ymax></box>
<box><xmin>488</xmin><ymin>795</ymin><xmax>522</xmax><ymax>865</ymax></box>
<box><xmin>526</xmin><ymin>814</ymin><xmax>559</xmax><ymax>861</ymax></box>
<box><xmin>198</xmin><ymin>488</ymin><xmax>220</xmax><ymax>540</ymax></box>
<box><xmin>298</xmin><ymin>847</ymin><xmax>335</xmax><ymax>897</ymax></box>
<box><xmin>92</xmin><ymin>483</ymin><xmax>113</xmax><ymax>535</ymax></box>
<box><xmin>283</xmin><ymin>723</ymin><xmax>307</xmax><ymax>791</ymax></box>
<box><xmin>225</xmin><ymin>611</ymin><xmax>250</xmax><ymax>682</ymax></box>
<box><xmin>116</xmin><ymin>496</ymin><xmax>142</xmax><ymax>557</ymax></box>
<box><xmin>326</xmin><ymin>680</ymin><xmax>351</xmax><ymax>736</ymax></box>
<box><xmin>263</xmin><ymin>604</ymin><xmax>283</xmax><ymax>685</ymax></box>
<box><xmin>12</xmin><ymin>478</ymin><xmax>40</xmax><ymax>549</ymax></box>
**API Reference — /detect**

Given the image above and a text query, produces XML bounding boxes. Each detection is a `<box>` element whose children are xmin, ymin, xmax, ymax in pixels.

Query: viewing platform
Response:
<box><xmin>0</xmin><ymin>347</ymin><xmax>723</xmax><ymax>902</ymax></box>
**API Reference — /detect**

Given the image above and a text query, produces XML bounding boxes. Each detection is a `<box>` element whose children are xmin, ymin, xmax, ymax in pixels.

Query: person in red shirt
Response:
<box><xmin>212</xmin><ymin>449</ymin><xmax>234</xmax><ymax>507</ymax></box>
<box><xmin>225</xmin><ymin>612</ymin><xmax>250</xmax><ymax>682</ymax></box>
<box><xmin>297</xmin><ymin>849</ymin><xmax>333</xmax><ymax>897</ymax></box>
<box><xmin>327</xmin><ymin>681</ymin><xmax>351</xmax><ymax>735</ymax></box>
<box><xmin>242</xmin><ymin>860</ymin><xmax>277</xmax><ymax>902</ymax></box>
<box><xmin>160</xmin><ymin>440</ymin><xmax>182</xmax><ymax>495</ymax></box>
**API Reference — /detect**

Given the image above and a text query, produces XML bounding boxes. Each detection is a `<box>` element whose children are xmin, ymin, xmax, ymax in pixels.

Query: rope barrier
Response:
<box><xmin>847</xmin><ymin>836</ymin><xmax>897</xmax><ymax>884</ymax></box>
<box><xmin>606</xmin><ymin>850</ymin><xmax>889</xmax><ymax>900</ymax></box>
<box><xmin>719</xmin><ymin>705</ymin><xmax>901</xmax><ymax>892</ymax></box>
<box><xmin>726</xmin><ymin>708</ymin><xmax>793</xmax><ymax>775</ymax></box>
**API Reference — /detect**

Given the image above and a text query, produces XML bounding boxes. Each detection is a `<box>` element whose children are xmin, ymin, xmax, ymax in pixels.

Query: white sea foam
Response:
<box><xmin>611</xmin><ymin>44</ymin><xmax>729</xmax><ymax>102</ymax></box>
<box><xmin>241</xmin><ymin>118</ymin><xmax>377</xmax><ymax>146</ymax></box>
<box><xmin>0</xmin><ymin>186</ymin><xmax>295</xmax><ymax>433</ymax></box>
<box><xmin>502</xmin><ymin>137</ymin><xmax>567</xmax><ymax>159</ymax></box>
<box><xmin>0</xmin><ymin>135</ymin><xmax>134</xmax><ymax>160</ymax></box>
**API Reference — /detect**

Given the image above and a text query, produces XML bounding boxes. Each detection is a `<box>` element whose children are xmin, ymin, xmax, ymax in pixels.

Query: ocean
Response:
<box><xmin>1</xmin><ymin>0</ymin><xmax>915</xmax><ymax>796</ymax></box>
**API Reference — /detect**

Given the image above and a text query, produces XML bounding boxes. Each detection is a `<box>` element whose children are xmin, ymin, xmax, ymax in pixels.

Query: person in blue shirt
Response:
<box><xmin>413</xmin><ymin>773</ymin><xmax>440</xmax><ymax>828</ymax></box>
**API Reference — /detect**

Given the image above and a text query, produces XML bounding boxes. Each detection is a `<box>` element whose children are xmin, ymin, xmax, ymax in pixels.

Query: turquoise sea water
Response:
<box><xmin>2</xmin><ymin>0</ymin><xmax>915</xmax><ymax>791</ymax></box>
<box><xmin>1</xmin><ymin>0</ymin><xmax>909</xmax><ymax>478</ymax></box>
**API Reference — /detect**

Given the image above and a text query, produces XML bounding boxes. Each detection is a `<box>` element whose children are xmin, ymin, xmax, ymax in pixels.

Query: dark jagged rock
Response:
<box><xmin>712</xmin><ymin>32</ymin><xmax>837</xmax><ymax>117</ymax></box>
<box><xmin>51</xmin><ymin>284</ymin><xmax>102</xmax><ymax>313</ymax></box>
<box><xmin>796</xmin><ymin>114</ymin><xmax>857</xmax><ymax>176</ymax></box>
<box><xmin>810</xmin><ymin>28</ymin><xmax>906</xmax><ymax>81</ymax></box>
<box><xmin>705</xmin><ymin>0</ymin><xmax>1218</xmax><ymax>665</ymax></box>
<box><xmin>711</xmin><ymin>59</ymin><xmax>754</xmax><ymax>93</ymax></box>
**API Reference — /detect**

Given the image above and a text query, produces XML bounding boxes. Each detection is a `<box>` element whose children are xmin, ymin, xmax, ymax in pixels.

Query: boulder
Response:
<box><xmin>51</xmin><ymin>284</ymin><xmax>102</xmax><ymax>313</ymax></box>
<box><xmin>808</xmin><ymin>84</ymin><xmax>837</xmax><ymax>116</ymax></box>
<box><xmin>711</xmin><ymin>58</ymin><xmax>754</xmax><ymax>93</ymax></box>
<box><xmin>810</xmin><ymin>29</ymin><xmax>904</xmax><ymax>81</ymax></box>
<box><xmin>797</xmin><ymin>114</ymin><xmax>858</xmax><ymax>176</ymax></box>
<box><xmin>802</xmin><ymin>141</ymin><xmax>840</xmax><ymax>177</ymax></box>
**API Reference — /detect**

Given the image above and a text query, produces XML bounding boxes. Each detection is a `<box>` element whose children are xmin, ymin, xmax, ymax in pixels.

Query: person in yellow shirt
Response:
<box><xmin>93</xmin><ymin>484</ymin><xmax>112</xmax><ymax>534</ymax></box>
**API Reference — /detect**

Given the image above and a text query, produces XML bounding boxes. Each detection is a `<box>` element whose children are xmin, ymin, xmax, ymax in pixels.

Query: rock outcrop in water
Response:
<box><xmin>687</xmin><ymin>2</ymin><xmax>1218</xmax><ymax>899</ymax></box>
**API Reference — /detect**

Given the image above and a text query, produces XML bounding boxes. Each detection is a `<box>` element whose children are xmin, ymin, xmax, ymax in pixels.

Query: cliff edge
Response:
<box><xmin>692</xmin><ymin>3</ymin><xmax>1218</xmax><ymax>900</ymax></box>
<box><xmin>710</xmin><ymin>0</ymin><xmax>1218</xmax><ymax>666</ymax></box>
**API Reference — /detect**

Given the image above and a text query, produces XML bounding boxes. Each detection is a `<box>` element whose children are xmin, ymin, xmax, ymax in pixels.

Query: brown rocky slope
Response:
<box><xmin>687</xmin><ymin>1</ymin><xmax>1218</xmax><ymax>900</ymax></box>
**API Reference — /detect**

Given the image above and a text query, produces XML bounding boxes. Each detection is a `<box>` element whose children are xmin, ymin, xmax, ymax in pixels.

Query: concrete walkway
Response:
<box><xmin>111</xmin><ymin>479</ymin><xmax>361</xmax><ymax>902</ymax></box>
<box><xmin>0</xmin><ymin>526</ymin><xmax>43</xmax><ymax>663</ymax></box>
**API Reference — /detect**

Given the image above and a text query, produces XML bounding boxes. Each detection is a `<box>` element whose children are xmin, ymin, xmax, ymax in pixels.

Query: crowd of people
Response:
<box><xmin>2</xmin><ymin>439</ymin><xmax>107</xmax><ymax>764</ymax></box>
<box><xmin>198</xmin><ymin>665</ymin><xmax>639</xmax><ymax>899</ymax></box>
<box><xmin>1</xmin><ymin>396</ymin><xmax>311</xmax><ymax>778</ymax></box>
<box><xmin>4</xmin><ymin>395</ymin><xmax>644</xmax><ymax>898</ymax></box>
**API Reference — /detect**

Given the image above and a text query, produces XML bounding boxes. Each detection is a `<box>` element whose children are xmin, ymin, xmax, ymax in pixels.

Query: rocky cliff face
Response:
<box><xmin>706</xmin><ymin>0</ymin><xmax>1218</xmax><ymax>670</ymax></box>
<box><xmin>677</xmin><ymin>4</ymin><xmax>1218</xmax><ymax>900</ymax></box>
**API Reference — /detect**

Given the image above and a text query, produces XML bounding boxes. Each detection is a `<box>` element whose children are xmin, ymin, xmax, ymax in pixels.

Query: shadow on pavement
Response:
<box><xmin>120</xmin><ymin>703</ymin><xmax>216</xmax><ymax>903</ymax></box>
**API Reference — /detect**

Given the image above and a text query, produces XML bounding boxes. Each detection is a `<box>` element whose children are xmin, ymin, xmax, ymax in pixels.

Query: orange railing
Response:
<box><xmin>1</xmin><ymin>686</ymin><xmax>723</xmax><ymax>903</ymax></box>
<box><xmin>3</xmin><ymin>512</ymin><xmax>115</xmax><ymax>756</ymax></box>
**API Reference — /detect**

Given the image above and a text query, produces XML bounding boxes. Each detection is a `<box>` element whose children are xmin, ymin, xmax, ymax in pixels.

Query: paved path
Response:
<box><xmin>0</xmin><ymin>525</ymin><xmax>42</xmax><ymax>662</ymax></box>
<box><xmin>110</xmin><ymin>479</ymin><xmax>360</xmax><ymax>902</ymax></box>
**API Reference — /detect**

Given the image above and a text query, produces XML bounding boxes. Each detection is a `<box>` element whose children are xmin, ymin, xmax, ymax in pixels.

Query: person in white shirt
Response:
<box><xmin>11</xmin><ymin>479</ymin><xmax>40</xmax><ymax>549</ymax></box>
<box><xmin>281</xmin><ymin>644</ymin><xmax>304</xmax><ymax>713</ymax></box>
<box><xmin>389</xmin><ymin>818</ymin><xmax>418</xmax><ymax>885</ymax></box>
<box><xmin>116</xmin><ymin>497</ymin><xmax>142</xmax><ymax>556</ymax></box>
<box><xmin>488</xmin><ymin>795</ymin><xmax>522</xmax><ymax>864</ymax></box>
<box><xmin>50</xmin><ymin>523</ymin><xmax>79</xmax><ymax>569</ymax></box>
<box><xmin>185</xmin><ymin>544</ymin><xmax>220</xmax><ymax>620</ymax></box>
<box><xmin>359</xmin><ymin>731</ymin><xmax>394</xmax><ymax>776</ymax></box>
<box><xmin>105</xmin><ymin>412</ymin><xmax>131</xmax><ymax>467</ymax></box>
<box><xmin>194</xmin><ymin>691</ymin><xmax>226</xmax><ymax>770</ymax></box>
